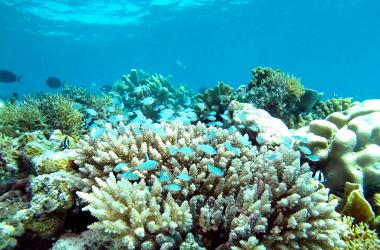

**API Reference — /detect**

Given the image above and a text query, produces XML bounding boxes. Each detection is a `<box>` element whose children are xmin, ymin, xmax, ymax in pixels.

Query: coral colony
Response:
<box><xmin>1</xmin><ymin>67</ymin><xmax>380</xmax><ymax>249</ymax></box>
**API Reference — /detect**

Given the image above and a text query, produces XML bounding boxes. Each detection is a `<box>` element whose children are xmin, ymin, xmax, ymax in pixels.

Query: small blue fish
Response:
<box><xmin>167</xmin><ymin>146</ymin><xmax>177</xmax><ymax>155</ymax></box>
<box><xmin>207</xmin><ymin>115</ymin><xmax>216</xmax><ymax>121</ymax></box>
<box><xmin>267</xmin><ymin>153</ymin><xmax>277</xmax><ymax>161</ymax></box>
<box><xmin>293</xmin><ymin>135</ymin><xmax>303</xmax><ymax>141</ymax></box>
<box><xmin>224</xmin><ymin>141</ymin><xmax>240</xmax><ymax>156</ymax></box>
<box><xmin>298</xmin><ymin>145</ymin><xmax>312</xmax><ymax>155</ymax></box>
<box><xmin>238</xmin><ymin>112</ymin><xmax>246</xmax><ymax>122</ymax></box>
<box><xmin>114</xmin><ymin>162</ymin><xmax>128</xmax><ymax>172</ymax></box>
<box><xmin>177</xmin><ymin>147</ymin><xmax>194</xmax><ymax>155</ymax></box>
<box><xmin>104</xmin><ymin>106</ymin><xmax>115</xmax><ymax>112</ymax></box>
<box><xmin>249</xmin><ymin>125</ymin><xmax>259</xmax><ymax>132</ymax></box>
<box><xmin>206</xmin><ymin>131</ymin><xmax>216</xmax><ymax>141</ymax></box>
<box><xmin>240</xmin><ymin>136</ymin><xmax>250</xmax><ymax>146</ymax></box>
<box><xmin>141</xmin><ymin>96</ymin><xmax>155</xmax><ymax>105</ymax></box>
<box><xmin>136</xmin><ymin>160</ymin><xmax>159</xmax><ymax>171</ymax></box>
<box><xmin>158</xmin><ymin>174</ymin><xmax>171</xmax><ymax>182</ymax></box>
<box><xmin>228</xmin><ymin>126</ymin><xmax>237</xmax><ymax>134</ymax></box>
<box><xmin>213</xmin><ymin>121</ymin><xmax>223</xmax><ymax>127</ymax></box>
<box><xmin>237</xmin><ymin>124</ymin><xmax>245</xmax><ymax>129</ymax></box>
<box><xmin>133</xmin><ymin>127</ymin><xmax>142</xmax><ymax>136</ymax></box>
<box><xmin>306</xmin><ymin>155</ymin><xmax>320</xmax><ymax>162</ymax></box>
<box><xmin>177</xmin><ymin>173</ymin><xmax>192</xmax><ymax>181</ymax></box>
<box><xmin>121</xmin><ymin>171</ymin><xmax>140</xmax><ymax>181</ymax></box>
<box><xmin>198</xmin><ymin>144</ymin><xmax>217</xmax><ymax>155</ymax></box>
<box><xmin>92</xmin><ymin>128</ymin><xmax>105</xmax><ymax>140</ymax></box>
<box><xmin>73</xmin><ymin>103</ymin><xmax>82</xmax><ymax>110</ymax></box>
<box><xmin>208</xmin><ymin>164</ymin><xmax>224</xmax><ymax>177</ymax></box>
<box><xmin>89</xmin><ymin>123</ymin><xmax>98</xmax><ymax>130</ymax></box>
<box><xmin>256</xmin><ymin>134</ymin><xmax>264</xmax><ymax>145</ymax></box>
<box><xmin>220</xmin><ymin>114</ymin><xmax>230</xmax><ymax>121</ymax></box>
<box><xmin>164</xmin><ymin>183</ymin><xmax>182</xmax><ymax>192</ymax></box>
<box><xmin>209</xmin><ymin>111</ymin><xmax>216</xmax><ymax>116</ymax></box>
<box><xmin>283</xmin><ymin>136</ymin><xmax>293</xmax><ymax>145</ymax></box>
<box><xmin>86</xmin><ymin>108</ymin><xmax>98</xmax><ymax>116</ymax></box>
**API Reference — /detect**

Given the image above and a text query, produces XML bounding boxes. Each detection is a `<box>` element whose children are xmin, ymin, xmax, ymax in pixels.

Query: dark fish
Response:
<box><xmin>46</xmin><ymin>76</ymin><xmax>64</xmax><ymax>89</ymax></box>
<box><xmin>0</xmin><ymin>70</ymin><xmax>22</xmax><ymax>83</ymax></box>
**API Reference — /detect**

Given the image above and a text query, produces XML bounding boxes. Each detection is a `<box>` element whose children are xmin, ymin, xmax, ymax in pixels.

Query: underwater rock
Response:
<box><xmin>228</xmin><ymin>100</ymin><xmax>290</xmax><ymax>145</ymax></box>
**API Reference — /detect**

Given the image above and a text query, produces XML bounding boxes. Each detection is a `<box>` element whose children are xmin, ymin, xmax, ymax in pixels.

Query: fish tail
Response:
<box><xmin>17</xmin><ymin>75</ymin><xmax>23</xmax><ymax>83</ymax></box>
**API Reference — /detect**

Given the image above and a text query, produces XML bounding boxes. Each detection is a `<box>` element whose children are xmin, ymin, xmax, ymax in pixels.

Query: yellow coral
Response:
<box><xmin>340</xmin><ymin>216</ymin><xmax>380</xmax><ymax>250</ymax></box>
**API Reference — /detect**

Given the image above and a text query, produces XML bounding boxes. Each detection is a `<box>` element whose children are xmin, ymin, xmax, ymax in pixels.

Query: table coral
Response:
<box><xmin>75</xmin><ymin>122</ymin><xmax>346</xmax><ymax>249</ymax></box>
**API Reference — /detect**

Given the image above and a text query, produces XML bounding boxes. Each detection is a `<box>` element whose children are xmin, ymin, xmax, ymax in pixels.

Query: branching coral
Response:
<box><xmin>340</xmin><ymin>216</ymin><xmax>380</xmax><ymax>249</ymax></box>
<box><xmin>111</xmin><ymin>69</ymin><xmax>197</xmax><ymax>121</ymax></box>
<box><xmin>0</xmin><ymin>101</ymin><xmax>46</xmax><ymax>136</ymax></box>
<box><xmin>75</xmin><ymin>122</ymin><xmax>346</xmax><ymax>249</ymax></box>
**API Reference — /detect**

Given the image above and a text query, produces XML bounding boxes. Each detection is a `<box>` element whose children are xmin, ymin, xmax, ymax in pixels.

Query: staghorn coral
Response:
<box><xmin>77</xmin><ymin>174</ymin><xmax>193</xmax><ymax>249</ymax></box>
<box><xmin>340</xmin><ymin>216</ymin><xmax>380</xmax><ymax>249</ymax></box>
<box><xmin>111</xmin><ymin>69</ymin><xmax>197</xmax><ymax>121</ymax></box>
<box><xmin>0</xmin><ymin>101</ymin><xmax>46</xmax><ymax>137</ymax></box>
<box><xmin>37</xmin><ymin>95</ymin><xmax>84</xmax><ymax>139</ymax></box>
<box><xmin>236</xmin><ymin>67</ymin><xmax>305</xmax><ymax>124</ymax></box>
<box><xmin>75</xmin><ymin>122</ymin><xmax>346</xmax><ymax>249</ymax></box>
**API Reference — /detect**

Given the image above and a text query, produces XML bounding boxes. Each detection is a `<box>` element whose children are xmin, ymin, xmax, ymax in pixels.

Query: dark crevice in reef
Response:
<box><xmin>62</xmin><ymin>208</ymin><xmax>95</xmax><ymax>234</ymax></box>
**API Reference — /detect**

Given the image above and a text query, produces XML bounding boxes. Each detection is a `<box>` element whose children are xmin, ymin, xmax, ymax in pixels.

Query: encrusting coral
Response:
<box><xmin>75</xmin><ymin>121</ymin><xmax>347</xmax><ymax>249</ymax></box>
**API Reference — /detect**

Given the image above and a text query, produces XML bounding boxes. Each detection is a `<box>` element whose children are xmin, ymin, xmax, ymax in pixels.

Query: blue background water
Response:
<box><xmin>0</xmin><ymin>0</ymin><xmax>379</xmax><ymax>101</ymax></box>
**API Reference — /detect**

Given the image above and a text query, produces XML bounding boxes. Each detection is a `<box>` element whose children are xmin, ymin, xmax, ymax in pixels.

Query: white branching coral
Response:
<box><xmin>75</xmin><ymin>122</ymin><xmax>347</xmax><ymax>249</ymax></box>
<box><xmin>77</xmin><ymin>173</ymin><xmax>192</xmax><ymax>249</ymax></box>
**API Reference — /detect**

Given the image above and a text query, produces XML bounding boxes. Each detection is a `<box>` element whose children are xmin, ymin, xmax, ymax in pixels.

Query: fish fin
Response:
<box><xmin>17</xmin><ymin>75</ymin><xmax>23</xmax><ymax>83</ymax></box>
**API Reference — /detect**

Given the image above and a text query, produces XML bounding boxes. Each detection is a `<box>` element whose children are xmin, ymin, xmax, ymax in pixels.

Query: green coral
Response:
<box><xmin>196</xmin><ymin>82</ymin><xmax>235</xmax><ymax>122</ymax></box>
<box><xmin>0</xmin><ymin>101</ymin><xmax>46</xmax><ymax>137</ymax></box>
<box><xmin>340</xmin><ymin>216</ymin><xmax>380</xmax><ymax>249</ymax></box>
<box><xmin>236</xmin><ymin>67</ymin><xmax>305</xmax><ymax>125</ymax></box>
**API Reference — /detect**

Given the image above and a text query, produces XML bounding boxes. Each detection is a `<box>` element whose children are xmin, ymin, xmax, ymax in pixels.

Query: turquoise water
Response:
<box><xmin>0</xmin><ymin>0</ymin><xmax>379</xmax><ymax>99</ymax></box>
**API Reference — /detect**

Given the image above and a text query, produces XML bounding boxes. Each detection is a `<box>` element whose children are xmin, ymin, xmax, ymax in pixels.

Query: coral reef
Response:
<box><xmin>75</xmin><ymin>122</ymin><xmax>346</xmax><ymax>249</ymax></box>
<box><xmin>111</xmin><ymin>69</ymin><xmax>197</xmax><ymax>122</ymax></box>
<box><xmin>236</xmin><ymin>67</ymin><xmax>305</xmax><ymax>124</ymax></box>
<box><xmin>295</xmin><ymin>99</ymin><xmax>380</xmax><ymax>198</ymax></box>
<box><xmin>340</xmin><ymin>216</ymin><xmax>380</xmax><ymax>249</ymax></box>
<box><xmin>195</xmin><ymin>82</ymin><xmax>236</xmax><ymax>122</ymax></box>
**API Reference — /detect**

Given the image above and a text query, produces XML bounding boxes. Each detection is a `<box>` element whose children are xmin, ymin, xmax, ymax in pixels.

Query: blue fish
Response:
<box><xmin>238</xmin><ymin>112</ymin><xmax>246</xmax><ymax>122</ymax></box>
<box><xmin>213</xmin><ymin>121</ymin><xmax>223</xmax><ymax>127</ymax></box>
<box><xmin>133</xmin><ymin>127</ymin><xmax>142</xmax><ymax>136</ymax></box>
<box><xmin>92</xmin><ymin>128</ymin><xmax>105</xmax><ymax>140</ymax></box>
<box><xmin>167</xmin><ymin>146</ymin><xmax>177</xmax><ymax>155</ymax></box>
<box><xmin>237</xmin><ymin>124</ymin><xmax>245</xmax><ymax>129</ymax></box>
<box><xmin>228</xmin><ymin>126</ymin><xmax>237</xmax><ymax>134</ymax></box>
<box><xmin>208</xmin><ymin>164</ymin><xmax>224</xmax><ymax>177</ymax></box>
<box><xmin>114</xmin><ymin>162</ymin><xmax>128</xmax><ymax>172</ymax></box>
<box><xmin>157</xmin><ymin>174</ymin><xmax>171</xmax><ymax>182</ymax></box>
<box><xmin>220</xmin><ymin>114</ymin><xmax>230</xmax><ymax>121</ymax></box>
<box><xmin>207</xmin><ymin>115</ymin><xmax>216</xmax><ymax>121</ymax></box>
<box><xmin>240</xmin><ymin>136</ymin><xmax>250</xmax><ymax>146</ymax></box>
<box><xmin>224</xmin><ymin>141</ymin><xmax>240</xmax><ymax>156</ymax></box>
<box><xmin>198</xmin><ymin>144</ymin><xmax>217</xmax><ymax>155</ymax></box>
<box><xmin>282</xmin><ymin>136</ymin><xmax>293</xmax><ymax>145</ymax></box>
<box><xmin>177</xmin><ymin>173</ymin><xmax>192</xmax><ymax>181</ymax></box>
<box><xmin>86</xmin><ymin>108</ymin><xmax>98</xmax><ymax>116</ymax></box>
<box><xmin>73</xmin><ymin>103</ymin><xmax>82</xmax><ymax>110</ymax></box>
<box><xmin>249</xmin><ymin>125</ymin><xmax>259</xmax><ymax>132</ymax></box>
<box><xmin>306</xmin><ymin>155</ymin><xmax>320</xmax><ymax>162</ymax></box>
<box><xmin>178</xmin><ymin>147</ymin><xmax>194</xmax><ymax>155</ymax></box>
<box><xmin>164</xmin><ymin>183</ymin><xmax>182</xmax><ymax>192</ymax></box>
<box><xmin>121</xmin><ymin>171</ymin><xmax>140</xmax><ymax>181</ymax></box>
<box><xmin>298</xmin><ymin>145</ymin><xmax>312</xmax><ymax>155</ymax></box>
<box><xmin>206</xmin><ymin>131</ymin><xmax>216</xmax><ymax>141</ymax></box>
<box><xmin>209</xmin><ymin>111</ymin><xmax>216</xmax><ymax>116</ymax></box>
<box><xmin>256</xmin><ymin>134</ymin><xmax>264</xmax><ymax>145</ymax></box>
<box><xmin>267</xmin><ymin>153</ymin><xmax>277</xmax><ymax>161</ymax></box>
<box><xmin>136</xmin><ymin>160</ymin><xmax>159</xmax><ymax>171</ymax></box>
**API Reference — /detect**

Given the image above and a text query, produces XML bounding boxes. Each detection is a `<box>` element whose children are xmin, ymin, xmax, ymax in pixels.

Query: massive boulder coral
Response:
<box><xmin>75</xmin><ymin>122</ymin><xmax>346</xmax><ymax>249</ymax></box>
<box><xmin>295</xmin><ymin>99</ymin><xmax>380</xmax><ymax>198</ymax></box>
